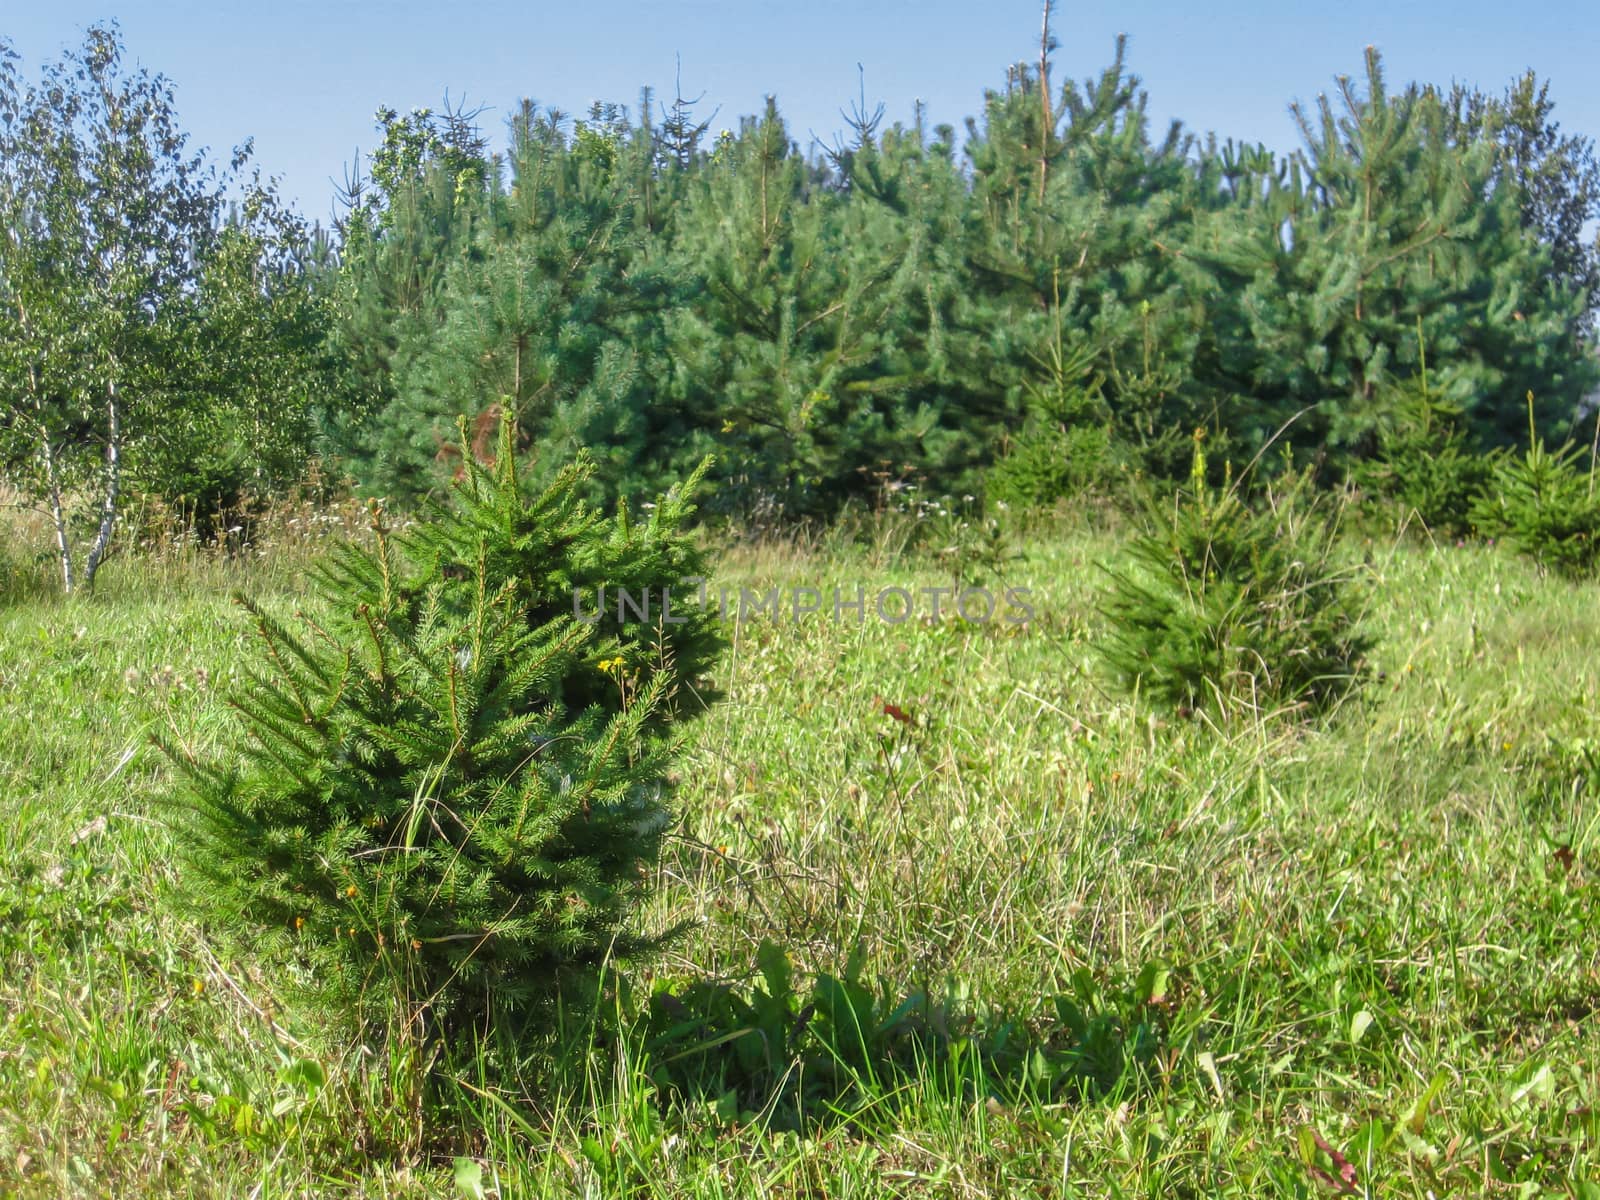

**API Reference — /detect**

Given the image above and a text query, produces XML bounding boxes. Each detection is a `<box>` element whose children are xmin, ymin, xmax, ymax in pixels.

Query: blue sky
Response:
<box><xmin>4</xmin><ymin>1</ymin><xmax>1597</xmax><ymax>223</ymax></box>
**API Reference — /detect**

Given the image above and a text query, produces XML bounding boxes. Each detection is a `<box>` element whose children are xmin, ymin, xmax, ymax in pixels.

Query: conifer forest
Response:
<box><xmin>2</xmin><ymin>11</ymin><xmax>1600</xmax><ymax>1197</ymax></box>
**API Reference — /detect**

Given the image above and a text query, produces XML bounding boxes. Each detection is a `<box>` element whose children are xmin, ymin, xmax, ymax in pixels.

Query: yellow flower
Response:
<box><xmin>191</xmin><ymin>979</ymin><xmax>204</xmax><ymax>996</ymax></box>
<box><xmin>344</xmin><ymin>885</ymin><xmax>358</xmax><ymax>898</ymax></box>
<box><xmin>294</xmin><ymin>916</ymin><xmax>305</xmax><ymax>931</ymax></box>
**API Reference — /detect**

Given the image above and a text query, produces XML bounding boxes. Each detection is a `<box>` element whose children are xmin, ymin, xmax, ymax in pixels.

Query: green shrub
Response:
<box><xmin>988</xmin><ymin>336</ymin><xmax>1121</xmax><ymax>509</ymax></box>
<box><xmin>1098</xmin><ymin>433</ymin><xmax>1371</xmax><ymax>720</ymax></box>
<box><xmin>1352</xmin><ymin>344</ymin><xmax>1490</xmax><ymax>536</ymax></box>
<box><xmin>160</xmin><ymin>417</ymin><xmax>724</xmax><ymax>1049</ymax></box>
<box><xmin>988</xmin><ymin>421</ymin><xmax>1119</xmax><ymax>509</ymax></box>
<box><xmin>1470</xmin><ymin>395</ymin><xmax>1600</xmax><ymax>579</ymax></box>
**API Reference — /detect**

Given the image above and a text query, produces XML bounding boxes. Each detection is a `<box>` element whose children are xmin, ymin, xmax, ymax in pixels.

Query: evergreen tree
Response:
<box><xmin>663</xmin><ymin>100</ymin><xmax>933</xmax><ymax>517</ymax></box>
<box><xmin>958</xmin><ymin>39</ymin><xmax>1202</xmax><ymax>478</ymax></box>
<box><xmin>1191</xmin><ymin>51</ymin><xmax>1595</xmax><ymax>463</ymax></box>
<box><xmin>1471</xmin><ymin>395</ymin><xmax>1600</xmax><ymax>578</ymax></box>
<box><xmin>161</xmin><ymin>418</ymin><xmax>723</xmax><ymax>1046</ymax></box>
<box><xmin>654</xmin><ymin>59</ymin><xmax>716</xmax><ymax>173</ymax></box>
<box><xmin>1441</xmin><ymin>71</ymin><xmax>1600</xmax><ymax>331</ymax></box>
<box><xmin>1098</xmin><ymin>434</ymin><xmax>1371</xmax><ymax>720</ymax></box>
<box><xmin>333</xmin><ymin>101</ymin><xmax>673</xmax><ymax>505</ymax></box>
<box><xmin>1350</xmin><ymin>324</ymin><xmax>1491</xmax><ymax>535</ymax></box>
<box><xmin>307</xmin><ymin>42</ymin><xmax>1600</xmax><ymax>518</ymax></box>
<box><xmin>322</xmin><ymin>103</ymin><xmax>495</xmax><ymax>481</ymax></box>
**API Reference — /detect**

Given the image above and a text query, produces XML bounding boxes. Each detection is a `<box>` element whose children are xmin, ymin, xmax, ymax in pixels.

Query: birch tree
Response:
<box><xmin>0</xmin><ymin>26</ymin><xmax>228</xmax><ymax>592</ymax></box>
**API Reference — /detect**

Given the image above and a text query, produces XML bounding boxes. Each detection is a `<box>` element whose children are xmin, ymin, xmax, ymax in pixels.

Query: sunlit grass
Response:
<box><xmin>1</xmin><ymin>513</ymin><xmax>1597</xmax><ymax>1197</ymax></box>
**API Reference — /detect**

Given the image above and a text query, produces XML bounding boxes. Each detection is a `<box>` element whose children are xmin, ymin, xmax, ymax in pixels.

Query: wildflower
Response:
<box><xmin>191</xmin><ymin>979</ymin><xmax>204</xmax><ymax>996</ymax></box>
<box><xmin>344</xmin><ymin>885</ymin><xmax>358</xmax><ymax>898</ymax></box>
<box><xmin>294</xmin><ymin>916</ymin><xmax>305</xmax><ymax>931</ymax></box>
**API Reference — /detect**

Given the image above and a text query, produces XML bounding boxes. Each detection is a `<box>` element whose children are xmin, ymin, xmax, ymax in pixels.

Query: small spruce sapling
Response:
<box><xmin>1470</xmin><ymin>393</ymin><xmax>1600</xmax><ymax>579</ymax></box>
<box><xmin>1352</xmin><ymin>322</ymin><xmax>1490</xmax><ymax>537</ymax></box>
<box><xmin>1098</xmin><ymin>430</ymin><xmax>1371</xmax><ymax>720</ymax></box>
<box><xmin>988</xmin><ymin>296</ymin><xmax>1120</xmax><ymax>509</ymax></box>
<box><xmin>159</xmin><ymin>415</ymin><xmax>723</xmax><ymax>1054</ymax></box>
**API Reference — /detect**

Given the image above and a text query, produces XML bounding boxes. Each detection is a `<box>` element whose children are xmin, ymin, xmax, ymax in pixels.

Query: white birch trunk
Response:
<box><xmin>81</xmin><ymin>374</ymin><xmax>122</xmax><ymax>591</ymax></box>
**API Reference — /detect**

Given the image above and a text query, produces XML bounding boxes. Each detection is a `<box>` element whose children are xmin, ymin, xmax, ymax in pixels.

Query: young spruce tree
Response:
<box><xmin>1098</xmin><ymin>432</ymin><xmax>1371</xmax><ymax>721</ymax></box>
<box><xmin>161</xmin><ymin>417</ymin><xmax>722</xmax><ymax>1052</ymax></box>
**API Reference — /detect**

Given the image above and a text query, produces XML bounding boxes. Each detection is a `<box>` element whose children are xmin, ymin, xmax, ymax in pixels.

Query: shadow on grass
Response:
<box><xmin>606</xmin><ymin>941</ymin><xmax>1171</xmax><ymax>1131</ymax></box>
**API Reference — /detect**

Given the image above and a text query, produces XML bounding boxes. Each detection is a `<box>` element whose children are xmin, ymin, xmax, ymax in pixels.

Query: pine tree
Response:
<box><xmin>335</xmin><ymin>100</ymin><xmax>674</xmax><ymax>506</ymax></box>
<box><xmin>305</xmin><ymin>42</ymin><xmax>1600</xmax><ymax>515</ymax></box>
<box><xmin>663</xmin><ymin>99</ymin><xmax>932</xmax><ymax>517</ymax></box>
<box><xmin>958</xmin><ymin>38</ymin><xmax>1203</xmax><ymax>479</ymax></box>
<box><xmin>322</xmin><ymin>103</ymin><xmax>496</xmax><ymax>484</ymax></box>
<box><xmin>1193</xmin><ymin>51</ymin><xmax>1596</xmax><ymax>462</ymax></box>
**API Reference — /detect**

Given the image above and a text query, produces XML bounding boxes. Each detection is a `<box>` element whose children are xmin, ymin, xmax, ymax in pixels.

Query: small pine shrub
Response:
<box><xmin>1098</xmin><ymin>433</ymin><xmax>1371</xmax><ymax>721</ymax></box>
<box><xmin>160</xmin><ymin>416</ymin><xmax>724</xmax><ymax>1052</ymax></box>
<box><xmin>1470</xmin><ymin>394</ymin><xmax>1600</xmax><ymax>579</ymax></box>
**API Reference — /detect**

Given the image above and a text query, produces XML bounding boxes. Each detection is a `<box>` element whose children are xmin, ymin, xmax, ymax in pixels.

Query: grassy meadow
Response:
<box><xmin>1</xmin><ymin>507</ymin><xmax>1598</xmax><ymax>1198</ymax></box>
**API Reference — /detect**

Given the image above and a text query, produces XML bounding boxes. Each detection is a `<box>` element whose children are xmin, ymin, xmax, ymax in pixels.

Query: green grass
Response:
<box><xmin>1</xmin><ymin>515</ymin><xmax>1598</xmax><ymax>1197</ymax></box>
